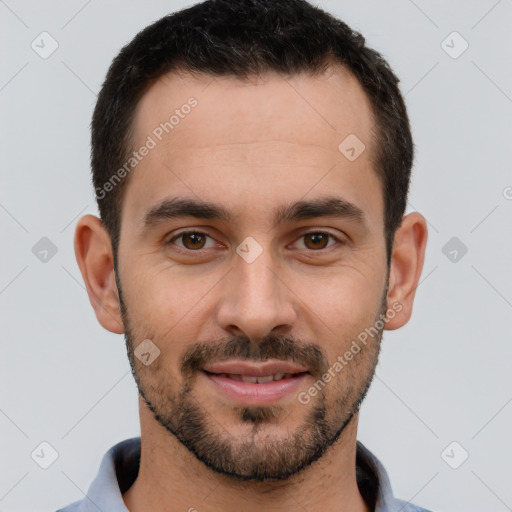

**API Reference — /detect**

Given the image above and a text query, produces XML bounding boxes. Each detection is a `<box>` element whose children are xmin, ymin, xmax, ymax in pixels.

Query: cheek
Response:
<box><xmin>123</xmin><ymin>268</ymin><xmax>219</xmax><ymax>356</ymax></box>
<box><xmin>296</xmin><ymin>268</ymin><xmax>383</xmax><ymax>331</ymax></box>
<box><xmin>124</xmin><ymin>267</ymin><xmax>201</xmax><ymax>325</ymax></box>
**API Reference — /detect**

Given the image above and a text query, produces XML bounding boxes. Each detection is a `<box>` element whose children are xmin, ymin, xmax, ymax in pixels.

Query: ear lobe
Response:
<box><xmin>74</xmin><ymin>214</ymin><xmax>124</xmax><ymax>334</ymax></box>
<box><xmin>385</xmin><ymin>212</ymin><xmax>428</xmax><ymax>331</ymax></box>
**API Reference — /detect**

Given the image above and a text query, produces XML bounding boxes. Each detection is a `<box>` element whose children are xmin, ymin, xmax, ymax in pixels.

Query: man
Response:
<box><xmin>58</xmin><ymin>0</ymin><xmax>430</xmax><ymax>510</ymax></box>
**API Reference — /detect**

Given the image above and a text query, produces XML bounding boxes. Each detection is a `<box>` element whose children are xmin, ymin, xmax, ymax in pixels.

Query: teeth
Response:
<box><xmin>240</xmin><ymin>375</ymin><xmax>258</xmax><ymax>383</ymax></box>
<box><xmin>227</xmin><ymin>373</ymin><xmax>291</xmax><ymax>383</ymax></box>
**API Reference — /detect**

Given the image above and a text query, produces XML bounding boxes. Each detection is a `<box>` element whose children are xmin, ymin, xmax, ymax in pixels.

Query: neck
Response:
<box><xmin>123</xmin><ymin>400</ymin><xmax>370</xmax><ymax>512</ymax></box>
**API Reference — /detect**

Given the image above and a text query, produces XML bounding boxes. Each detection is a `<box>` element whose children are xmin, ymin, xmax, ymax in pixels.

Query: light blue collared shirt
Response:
<box><xmin>56</xmin><ymin>437</ymin><xmax>432</xmax><ymax>512</ymax></box>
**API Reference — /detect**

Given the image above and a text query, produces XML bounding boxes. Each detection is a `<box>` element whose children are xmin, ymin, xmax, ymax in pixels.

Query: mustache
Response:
<box><xmin>180</xmin><ymin>332</ymin><xmax>329</xmax><ymax>379</ymax></box>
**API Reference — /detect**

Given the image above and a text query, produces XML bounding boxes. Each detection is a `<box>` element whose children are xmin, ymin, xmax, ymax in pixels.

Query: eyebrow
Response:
<box><xmin>140</xmin><ymin>195</ymin><xmax>368</xmax><ymax>232</ymax></box>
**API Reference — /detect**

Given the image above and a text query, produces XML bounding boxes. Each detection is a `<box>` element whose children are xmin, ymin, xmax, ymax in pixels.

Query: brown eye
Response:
<box><xmin>169</xmin><ymin>231</ymin><xmax>215</xmax><ymax>251</ymax></box>
<box><xmin>298</xmin><ymin>232</ymin><xmax>339</xmax><ymax>251</ymax></box>
<box><xmin>182</xmin><ymin>233</ymin><xmax>206</xmax><ymax>249</ymax></box>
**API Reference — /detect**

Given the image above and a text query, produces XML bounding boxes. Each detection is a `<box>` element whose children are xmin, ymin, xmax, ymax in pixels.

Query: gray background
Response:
<box><xmin>1</xmin><ymin>1</ymin><xmax>511</xmax><ymax>511</ymax></box>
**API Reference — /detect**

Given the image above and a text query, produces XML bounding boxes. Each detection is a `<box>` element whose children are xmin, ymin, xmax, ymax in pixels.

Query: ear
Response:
<box><xmin>385</xmin><ymin>212</ymin><xmax>428</xmax><ymax>330</ymax></box>
<box><xmin>74</xmin><ymin>214</ymin><xmax>124</xmax><ymax>334</ymax></box>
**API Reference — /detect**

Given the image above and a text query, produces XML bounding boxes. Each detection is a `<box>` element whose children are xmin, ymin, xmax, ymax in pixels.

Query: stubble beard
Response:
<box><xmin>117</xmin><ymin>274</ymin><xmax>386</xmax><ymax>482</ymax></box>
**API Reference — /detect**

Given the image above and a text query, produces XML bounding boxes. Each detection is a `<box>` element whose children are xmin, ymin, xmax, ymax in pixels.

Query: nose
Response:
<box><xmin>215</xmin><ymin>243</ymin><xmax>297</xmax><ymax>340</ymax></box>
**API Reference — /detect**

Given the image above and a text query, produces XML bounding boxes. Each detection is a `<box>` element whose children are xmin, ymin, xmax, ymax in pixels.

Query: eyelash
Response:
<box><xmin>167</xmin><ymin>230</ymin><xmax>343</xmax><ymax>253</ymax></box>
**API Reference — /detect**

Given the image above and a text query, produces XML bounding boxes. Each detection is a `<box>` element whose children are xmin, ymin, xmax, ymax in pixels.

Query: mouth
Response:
<box><xmin>201</xmin><ymin>360</ymin><xmax>310</xmax><ymax>405</ymax></box>
<box><xmin>202</xmin><ymin>371</ymin><xmax>307</xmax><ymax>383</ymax></box>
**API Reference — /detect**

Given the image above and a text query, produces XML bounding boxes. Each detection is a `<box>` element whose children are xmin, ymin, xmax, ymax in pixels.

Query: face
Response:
<box><xmin>116</xmin><ymin>66</ymin><xmax>390</xmax><ymax>481</ymax></box>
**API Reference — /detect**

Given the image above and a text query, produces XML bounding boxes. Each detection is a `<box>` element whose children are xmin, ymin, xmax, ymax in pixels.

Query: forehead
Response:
<box><xmin>122</xmin><ymin>65</ymin><xmax>382</xmax><ymax>232</ymax></box>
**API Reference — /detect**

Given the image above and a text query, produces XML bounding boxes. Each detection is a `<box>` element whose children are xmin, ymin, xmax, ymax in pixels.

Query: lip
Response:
<box><xmin>202</xmin><ymin>359</ymin><xmax>308</xmax><ymax>377</ymax></box>
<box><xmin>201</xmin><ymin>360</ymin><xmax>310</xmax><ymax>406</ymax></box>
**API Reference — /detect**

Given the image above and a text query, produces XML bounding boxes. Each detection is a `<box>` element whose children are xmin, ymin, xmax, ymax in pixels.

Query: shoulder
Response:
<box><xmin>393</xmin><ymin>498</ymin><xmax>434</xmax><ymax>512</ymax></box>
<box><xmin>55</xmin><ymin>498</ymin><xmax>84</xmax><ymax>512</ymax></box>
<box><xmin>356</xmin><ymin>441</ymin><xmax>434</xmax><ymax>512</ymax></box>
<box><xmin>54</xmin><ymin>437</ymin><xmax>141</xmax><ymax>512</ymax></box>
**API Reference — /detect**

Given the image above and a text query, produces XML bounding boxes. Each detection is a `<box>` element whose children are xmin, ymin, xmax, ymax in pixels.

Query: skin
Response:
<box><xmin>74</xmin><ymin>64</ymin><xmax>427</xmax><ymax>512</ymax></box>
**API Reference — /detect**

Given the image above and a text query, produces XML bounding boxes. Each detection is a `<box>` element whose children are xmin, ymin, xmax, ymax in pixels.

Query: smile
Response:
<box><xmin>201</xmin><ymin>363</ymin><xmax>310</xmax><ymax>406</ymax></box>
<box><xmin>205</xmin><ymin>372</ymin><xmax>303</xmax><ymax>383</ymax></box>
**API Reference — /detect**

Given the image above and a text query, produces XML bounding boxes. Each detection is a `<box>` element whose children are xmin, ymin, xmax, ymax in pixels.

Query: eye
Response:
<box><xmin>294</xmin><ymin>231</ymin><xmax>341</xmax><ymax>251</ymax></box>
<box><xmin>168</xmin><ymin>231</ymin><xmax>217</xmax><ymax>251</ymax></box>
<box><xmin>167</xmin><ymin>230</ymin><xmax>343</xmax><ymax>254</ymax></box>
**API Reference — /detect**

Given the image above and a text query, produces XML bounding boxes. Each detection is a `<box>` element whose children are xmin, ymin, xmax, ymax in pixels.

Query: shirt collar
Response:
<box><xmin>60</xmin><ymin>437</ymin><xmax>423</xmax><ymax>512</ymax></box>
